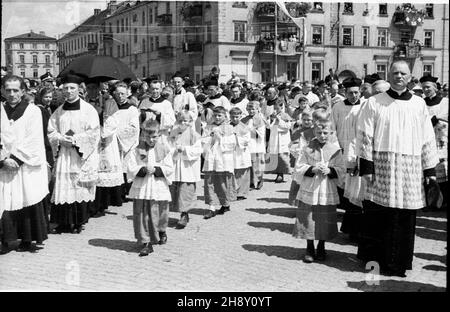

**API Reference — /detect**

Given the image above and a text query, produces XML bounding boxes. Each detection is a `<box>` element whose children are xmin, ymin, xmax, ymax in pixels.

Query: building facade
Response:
<box><xmin>57</xmin><ymin>8</ymin><xmax>112</xmax><ymax>72</ymax></box>
<box><xmin>59</xmin><ymin>1</ymin><xmax>449</xmax><ymax>84</ymax></box>
<box><xmin>4</xmin><ymin>31</ymin><xmax>58</xmax><ymax>81</ymax></box>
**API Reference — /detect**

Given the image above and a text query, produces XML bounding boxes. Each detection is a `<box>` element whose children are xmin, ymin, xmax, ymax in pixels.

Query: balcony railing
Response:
<box><xmin>182</xmin><ymin>42</ymin><xmax>202</xmax><ymax>53</ymax></box>
<box><xmin>394</xmin><ymin>41</ymin><xmax>422</xmax><ymax>59</ymax></box>
<box><xmin>158</xmin><ymin>46</ymin><xmax>174</xmax><ymax>58</ymax></box>
<box><xmin>102</xmin><ymin>33</ymin><xmax>113</xmax><ymax>42</ymax></box>
<box><xmin>392</xmin><ymin>4</ymin><xmax>425</xmax><ymax>27</ymax></box>
<box><xmin>180</xmin><ymin>3</ymin><xmax>202</xmax><ymax>21</ymax></box>
<box><xmin>256</xmin><ymin>39</ymin><xmax>302</xmax><ymax>55</ymax></box>
<box><xmin>157</xmin><ymin>14</ymin><xmax>172</xmax><ymax>26</ymax></box>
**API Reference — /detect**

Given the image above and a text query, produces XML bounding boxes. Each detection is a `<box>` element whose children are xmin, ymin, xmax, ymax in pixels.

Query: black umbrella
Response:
<box><xmin>58</xmin><ymin>55</ymin><xmax>137</xmax><ymax>82</ymax></box>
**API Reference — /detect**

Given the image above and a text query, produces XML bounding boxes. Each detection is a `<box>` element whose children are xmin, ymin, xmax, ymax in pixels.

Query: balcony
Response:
<box><xmin>102</xmin><ymin>33</ymin><xmax>113</xmax><ymax>43</ymax></box>
<box><xmin>255</xmin><ymin>3</ymin><xmax>275</xmax><ymax>18</ymax></box>
<box><xmin>394</xmin><ymin>41</ymin><xmax>422</xmax><ymax>59</ymax></box>
<box><xmin>393</xmin><ymin>4</ymin><xmax>425</xmax><ymax>27</ymax></box>
<box><xmin>180</xmin><ymin>2</ymin><xmax>202</xmax><ymax>21</ymax></box>
<box><xmin>256</xmin><ymin>39</ymin><xmax>302</xmax><ymax>55</ymax></box>
<box><xmin>158</xmin><ymin>46</ymin><xmax>174</xmax><ymax>58</ymax></box>
<box><xmin>156</xmin><ymin>14</ymin><xmax>172</xmax><ymax>26</ymax></box>
<box><xmin>182</xmin><ymin>42</ymin><xmax>202</xmax><ymax>53</ymax></box>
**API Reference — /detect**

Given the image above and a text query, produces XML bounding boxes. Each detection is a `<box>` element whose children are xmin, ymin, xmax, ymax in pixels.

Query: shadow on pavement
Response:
<box><xmin>248</xmin><ymin>221</ymin><xmax>293</xmax><ymax>235</ymax></box>
<box><xmin>416</xmin><ymin>217</ymin><xmax>447</xmax><ymax>231</ymax></box>
<box><xmin>417</xmin><ymin>210</ymin><xmax>447</xmax><ymax>219</ymax></box>
<box><xmin>187</xmin><ymin>208</ymin><xmax>210</xmax><ymax>216</ymax></box>
<box><xmin>168</xmin><ymin>217</ymin><xmax>179</xmax><ymax>228</ymax></box>
<box><xmin>347</xmin><ymin>280</ymin><xmax>446</xmax><ymax>292</ymax></box>
<box><xmin>276</xmin><ymin>190</ymin><xmax>290</xmax><ymax>193</ymax></box>
<box><xmin>422</xmin><ymin>264</ymin><xmax>447</xmax><ymax>272</ymax></box>
<box><xmin>415</xmin><ymin>227</ymin><xmax>446</xmax><ymax>241</ymax></box>
<box><xmin>257</xmin><ymin>197</ymin><xmax>290</xmax><ymax>204</ymax></box>
<box><xmin>414</xmin><ymin>252</ymin><xmax>446</xmax><ymax>264</ymax></box>
<box><xmin>242</xmin><ymin>244</ymin><xmax>363</xmax><ymax>272</ymax></box>
<box><xmin>88</xmin><ymin>238</ymin><xmax>138</xmax><ymax>253</ymax></box>
<box><xmin>247</xmin><ymin>207</ymin><xmax>296</xmax><ymax>218</ymax></box>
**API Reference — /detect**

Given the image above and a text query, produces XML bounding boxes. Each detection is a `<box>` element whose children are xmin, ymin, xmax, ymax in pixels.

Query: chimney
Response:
<box><xmin>39</xmin><ymin>31</ymin><xmax>45</xmax><ymax>36</ymax></box>
<box><xmin>108</xmin><ymin>0</ymin><xmax>118</xmax><ymax>14</ymax></box>
<box><xmin>94</xmin><ymin>8</ymin><xmax>101</xmax><ymax>15</ymax></box>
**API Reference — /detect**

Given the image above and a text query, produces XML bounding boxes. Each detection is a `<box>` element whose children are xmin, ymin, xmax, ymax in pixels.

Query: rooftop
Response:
<box><xmin>4</xmin><ymin>31</ymin><xmax>56</xmax><ymax>41</ymax></box>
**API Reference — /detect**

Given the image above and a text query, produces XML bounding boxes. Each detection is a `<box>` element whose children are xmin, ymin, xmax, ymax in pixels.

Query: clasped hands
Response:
<box><xmin>146</xmin><ymin>165</ymin><xmax>155</xmax><ymax>175</ymax></box>
<box><xmin>60</xmin><ymin>135</ymin><xmax>74</xmax><ymax>148</ymax></box>
<box><xmin>311</xmin><ymin>163</ymin><xmax>331</xmax><ymax>175</ymax></box>
<box><xmin>2</xmin><ymin>158</ymin><xmax>19</xmax><ymax>171</ymax></box>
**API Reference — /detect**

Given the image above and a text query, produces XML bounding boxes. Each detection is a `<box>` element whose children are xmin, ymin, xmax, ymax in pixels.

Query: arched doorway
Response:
<box><xmin>337</xmin><ymin>70</ymin><xmax>356</xmax><ymax>82</ymax></box>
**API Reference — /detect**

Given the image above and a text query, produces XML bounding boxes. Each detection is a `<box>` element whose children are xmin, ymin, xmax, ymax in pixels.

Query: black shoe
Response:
<box><xmin>138</xmin><ymin>243</ymin><xmax>154</xmax><ymax>257</ymax></box>
<box><xmin>71</xmin><ymin>225</ymin><xmax>83</xmax><ymax>234</ymax></box>
<box><xmin>92</xmin><ymin>211</ymin><xmax>106</xmax><ymax>218</ymax></box>
<box><xmin>315</xmin><ymin>247</ymin><xmax>327</xmax><ymax>261</ymax></box>
<box><xmin>274</xmin><ymin>175</ymin><xmax>285</xmax><ymax>183</ymax></box>
<box><xmin>204</xmin><ymin>210</ymin><xmax>217</xmax><ymax>219</ymax></box>
<box><xmin>381</xmin><ymin>267</ymin><xmax>407</xmax><ymax>278</ymax></box>
<box><xmin>159</xmin><ymin>232</ymin><xmax>167</xmax><ymax>245</ymax></box>
<box><xmin>17</xmin><ymin>242</ymin><xmax>43</xmax><ymax>253</ymax></box>
<box><xmin>0</xmin><ymin>242</ymin><xmax>11</xmax><ymax>255</ymax></box>
<box><xmin>256</xmin><ymin>181</ymin><xmax>263</xmax><ymax>190</ymax></box>
<box><xmin>177</xmin><ymin>213</ymin><xmax>189</xmax><ymax>229</ymax></box>
<box><xmin>303</xmin><ymin>250</ymin><xmax>315</xmax><ymax>263</ymax></box>
<box><xmin>217</xmin><ymin>206</ymin><xmax>230</xmax><ymax>215</ymax></box>
<box><xmin>237</xmin><ymin>196</ymin><xmax>246</xmax><ymax>201</ymax></box>
<box><xmin>250</xmin><ymin>183</ymin><xmax>255</xmax><ymax>189</ymax></box>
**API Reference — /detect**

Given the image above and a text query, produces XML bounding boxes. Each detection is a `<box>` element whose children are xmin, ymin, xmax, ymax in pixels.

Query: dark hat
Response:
<box><xmin>204</xmin><ymin>78</ymin><xmax>219</xmax><ymax>87</ymax></box>
<box><xmin>419</xmin><ymin>75</ymin><xmax>438</xmax><ymax>84</ymax></box>
<box><xmin>60</xmin><ymin>73</ymin><xmax>84</xmax><ymax>85</ymax></box>
<box><xmin>171</xmin><ymin>71</ymin><xmax>184</xmax><ymax>80</ymax></box>
<box><xmin>364</xmin><ymin>73</ymin><xmax>381</xmax><ymax>84</ymax></box>
<box><xmin>277</xmin><ymin>83</ymin><xmax>288</xmax><ymax>91</ymax></box>
<box><xmin>342</xmin><ymin>77</ymin><xmax>362</xmax><ymax>89</ymax></box>
<box><xmin>316</xmin><ymin>80</ymin><xmax>325</xmax><ymax>87</ymax></box>
<box><xmin>184</xmin><ymin>78</ymin><xmax>195</xmax><ymax>88</ymax></box>
<box><xmin>40</xmin><ymin>72</ymin><xmax>54</xmax><ymax>81</ymax></box>
<box><xmin>262</xmin><ymin>83</ymin><xmax>274</xmax><ymax>91</ymax></box>
<box><xmin>291</xmin><ymin>86</ymin><xmax>301</xmax><ymax>93</ymax></box>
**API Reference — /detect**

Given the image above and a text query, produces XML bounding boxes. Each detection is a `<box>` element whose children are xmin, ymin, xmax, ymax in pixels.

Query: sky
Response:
<box><xmin>1</xmin><ymin>0</ymin><xmax>108</xmax><ymax>66</ymax></box>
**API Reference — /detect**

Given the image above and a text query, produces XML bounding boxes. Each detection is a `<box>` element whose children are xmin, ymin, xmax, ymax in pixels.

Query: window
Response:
<box><xmin>109</xmin><ymin>23</ymin><xmax>113</xmax><ymax>33</ymax></box>
<box><xmin>142</xmin><ymin>11</ymin><xmax>145</xmax><ymax>25</ymax></box>
<box><xmin>379</xmin><ymin>3</ymin><xmax>387</xmax><ymax>15</ymax></box>
<box><xmin>142</xmin><ymin>39</ymin><xmax>146</xmax><ymax>53</ymax></box>
<box><xmin>232</xmin><ymin>2</ymin><xmax>247</xmax><ymax>8</ymax></box>
<box><xmin>312</xmin><ymin>26</ymin><xmax>323</xmax><ymax>45</ymax></box>
<box><xmin>261</xmin><ymin>62</ymin><xmax>272</xmax><ymax>82</ymax></box>
<box><xmin>134</xmin><ymin>28</ymin><xmax>138</xmax><ymax>43</ymax></box>
<box><xmin>424</xmin><ymin>31</ymin><xmax>433</xmax><ymax>48</ymax></box>
<box><xmin>155</xmin><ymin>36</ymin><xmax>159</xmax><ymax>49</ymax></box>
<box><xmin>143</xmin><ymin>66</ymin><xmax>146</xmax><ymax>77</ymax></box>
<box><xmin>234</xmin><ymin>21</ymin><xmax>247</xmax><ymax>42</ymax></box>
<box><xmin>33</xmin><ymin>70</ymin><xmax>38</xmax><ymax>78</ymax></box>
<box><xmin>32</xmin><ymin>43</ymin><xmax>37</xmax><ymax>49</ymax></box>
<box><xmin>287</xmin><ymin>62</ymin><xmax>298</xmax><ymax>81</ymax></box>
<box><xmin>121</xmin><ymin>19</ymin><xmax>125</xmax><ymax>32</ymax></box>
<box><xmin>167</xmin><ymin>34</ymin><xmax>171</xmax><ymax>46</ymax></box>
<box><xmin>363</xmin><ymin>64</ymin><xmax>368</xmax><ymax>77</ymax></box>
<box><xmin>116</xmin><ymin>20</ymin><xmax>120</xmax><ymax>33</ymax></box>
<box><xmin>425</xmin><ymin>4</ymin><xmax>433</xmax><ymax>18</ymax></box>
<box><xmin>20</xmin><ymin>43</ymin><xmax>24</xmax><ymax>49</ymax></box>
<box><xmin>313</xmin><ymin>2</ymin><xmax>323</xmax><ymax>11</ymax></box>
<box><xmin>150</xmin><ymin>37</ymin><xmax>154</xmax><ymax>51</ymax></box>
<box><xmin>149</xmin><ymin>9</ymin><xmax>153</xmax><ymax>24</ymax></box>
<box><xmin>45</xmin><ymin>55</ymin><xmax>50</xmax><ymax>64</ymax></box>
<box><xmin>311</xmin><ymin>62</ymin><xmax>322</xmax><ymax>82</ymax></box>
<box><xmin>342</xmin><ymin>27</ymin><xmax>353</xmax><ymax>46</ymax></box>
<box><xmin>33</xmin><ymin>55</ymin><xmax>38</xmax><ymax>64</ymax></box>
<box><xmin>206</xmin><ymin>22</ymin><xmax>212</xmax><ymax>42</ymax></box>
<box><xmin>117</xmin><ymin>45</ymin><xmax>120</xmax><ymax>57</ymax></box>
<box><xmin>166</xmin><ymin>2</ymin><xmax>170</xmax><ymax>14</ymax></box>
<box><xmin>377</xmin><ymin>28</ymin><xmax>388</xmax><ymax>47</ymax></box>
<box><xmin>109</xmin><ymin>47</ymin><xmax>113</xmax><ymax>56</ymax></box>
<box><xmin>423</xmin><ymin>64</ymin><xmax>433</xmax><ymax>76</ymax></box>
<box><xmin>376</xmin><ymin>64</ymin><xmax>387</xmax><ymax>80</ymax></box>
<box><xmin>20</xmin><ymin>55</ymin><xmax>25</xmax><ymax>63</ymax></box>
<box><xmin>134</xmin><ymin>55</ymin><xmax>138</xmax><ymax>69</ymax></box>
<box><xmin>21</xmin><ymin>71</ymin><xmax>25</xmax><ymax>78</ymax></box>
<box><xmin>343</xmin><ymin>3</ymin><xmax>353</xmax><ymax>14</ymax></box>
<box><xmin>124</xmin><ymin>43</ymin><xmax>127</xmax><ymax>56</ymax></box>
<box><xmin>155</xmin><ymin>6</ymin><xmax>158</xmax><ymax>18</ymax></box>
<box><xmin>362</xmin><ymin>27</ymin><xmax>369</xmax><ymax>46</ymax></box>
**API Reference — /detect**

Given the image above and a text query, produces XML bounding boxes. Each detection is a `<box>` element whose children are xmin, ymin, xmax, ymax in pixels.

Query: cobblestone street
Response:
<box><xmin>0</xmin><ymin>174</ymin><xmax>446</xmax><ymax>292</ymax></box>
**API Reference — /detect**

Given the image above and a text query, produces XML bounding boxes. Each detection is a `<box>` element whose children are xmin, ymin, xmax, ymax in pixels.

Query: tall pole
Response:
<box><xmin>302</xmin><ymin>17</ymin><xmax>305</xmax><ymax>81</ymax></box>
<box><xmin>336</xmin><ymin>2</ymin><xmax>340</xmax><ymax>72</ymax></box>
<box><xmin>274</xmin><ymin>3</ymin><xmax>278</xmax><ymax>82</ymax></box>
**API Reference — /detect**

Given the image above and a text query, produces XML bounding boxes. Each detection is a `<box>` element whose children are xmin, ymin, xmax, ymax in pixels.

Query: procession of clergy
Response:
<box><xmin>1</xmin><ymin>60</ymin><xmax>447</xmax><ymax>277</ymax></box>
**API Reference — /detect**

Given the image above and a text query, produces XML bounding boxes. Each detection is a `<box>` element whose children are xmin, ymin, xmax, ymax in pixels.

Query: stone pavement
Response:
<box><xmin>0</xmin><ymin>174</ymin><xmax>446</xmax><ymax>291</ymax></box>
